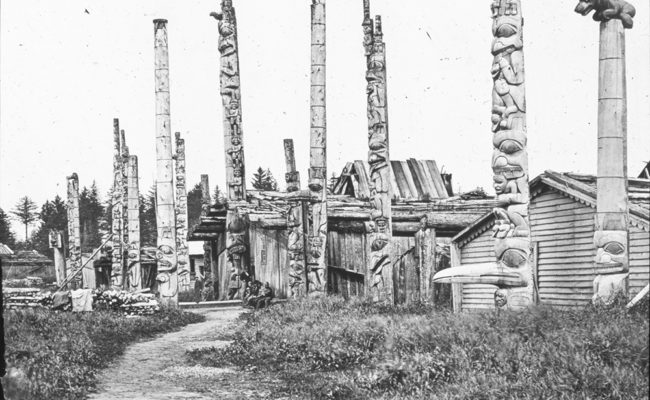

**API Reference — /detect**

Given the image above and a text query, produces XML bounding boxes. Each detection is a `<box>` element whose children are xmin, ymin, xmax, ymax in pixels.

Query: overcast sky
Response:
<box><xmin>1</xmin><ymin>0</ymin><xmax>649</xmax><ymax>240</ymax></box>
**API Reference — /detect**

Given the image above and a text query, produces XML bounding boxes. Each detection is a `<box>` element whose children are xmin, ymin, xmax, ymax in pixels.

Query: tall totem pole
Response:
<box><xmin>363</xmin><ymin>0</ymin><xmax>393</xmax><ymax>303</ymax></box>
<box><xmin>211</xmin><ymin>1</ymin><xmax>249</xmax><ymax>281</ymax></box>
<box><xmin>67</xmin><ymin>173</ymin><xmax>82</xmax><ymax>288</ymax></box>
<box><xmin>154</xmin><ymin>19</ymin><xmax>179</xmax><ymax>306</ymax></box>
<box><xmin>174</xmin><ymin>132</ymin><xmax>191</xmax><ymax>292</ymax></box>
<box><xmin>433</xmin><ymin>0</ymin><xmax>533</xmax><ymax>310</ymax></box>
<box><xmin>285</xmin><ymin>139</ymin><xmax>306</xmax><ymax>297</ymax></box>
<box><xmin>200</xmin><ymin>174</ymin><xmax>211</xmax><ymax>284</ymax></box>
<box><xmin>111</xmin><ymin>119</ymin><xmax>124</xmax><ymax>288</ymax></box>
<box><xmin>126</xmin><ymin>155</ymin><xmax>142</xmax><ymax>290</ymax></box>
<box><xmin>574</xmin><ymin>0</ymin><xmax>635</xmax><ymax>304</ymax></box>
<box><xmin>307</xmin><ymin>0</ymin><xmax>328</xmax><ymax>296</ymax></box>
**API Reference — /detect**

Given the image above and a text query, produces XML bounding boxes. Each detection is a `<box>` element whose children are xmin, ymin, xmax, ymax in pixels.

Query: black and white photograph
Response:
<box><xmin>0</xmin><ymin>0</ymin><xmax>649</xmax><ymax>399</ymax></box>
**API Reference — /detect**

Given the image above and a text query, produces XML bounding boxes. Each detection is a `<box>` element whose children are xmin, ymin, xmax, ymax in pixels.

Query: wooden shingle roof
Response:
<box><xmin>332</xmin><ymin>159</ymin><xmax>451</xmax><ymax>201</ymax></box>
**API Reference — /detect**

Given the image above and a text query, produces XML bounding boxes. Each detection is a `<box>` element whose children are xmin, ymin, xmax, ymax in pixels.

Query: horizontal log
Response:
<box><xmin>329</xmin><ymin>220</ymin><xmax>366</xmax><ymax>233</ymax></box>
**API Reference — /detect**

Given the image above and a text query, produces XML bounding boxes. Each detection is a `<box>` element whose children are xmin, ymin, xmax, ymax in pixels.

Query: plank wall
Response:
<box><xmin>326</xmin><ymin>230</ymin><xmax>365</xmax><ymax>297</ymax></box>
<box><xmin>250</xmin><ymin>225</ymin><xmax>289</xmax><ymax>299</ymax></box>
<box><xmin>459</xmin><ymin>227</ymin><xmax>497</xmax><ymax>311</ymax></box>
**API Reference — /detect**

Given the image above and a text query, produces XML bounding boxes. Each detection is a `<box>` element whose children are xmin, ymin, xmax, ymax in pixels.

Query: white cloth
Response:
<box><xmin>70</xmin><ymin>289</ymin><xmax>93</xmax><ymax>312</ymax></box>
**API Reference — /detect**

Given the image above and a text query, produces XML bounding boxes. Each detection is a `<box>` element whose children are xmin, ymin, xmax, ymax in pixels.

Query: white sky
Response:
<box><xmin>1</xmin><ymin>0</ymin><xmax>649</xmax><ymax>240</ymax></box>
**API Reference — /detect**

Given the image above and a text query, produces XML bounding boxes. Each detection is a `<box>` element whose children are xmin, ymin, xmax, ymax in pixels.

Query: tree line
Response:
<box><xmin>0</xmin><ymin>167</ymin><xmax>281</xmax><ymax>260</ymax></box>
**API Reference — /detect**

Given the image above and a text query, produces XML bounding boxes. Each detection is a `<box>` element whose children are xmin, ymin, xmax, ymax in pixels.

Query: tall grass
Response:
<box><xmin>187</xmin><ymin>297</ymin><xmax>649</xmax><ymax>399</ymax></box>
<box><xmin>3</xmin><ymin>307</ymin><xmax>205</xmax><ymax>400</ymax></box>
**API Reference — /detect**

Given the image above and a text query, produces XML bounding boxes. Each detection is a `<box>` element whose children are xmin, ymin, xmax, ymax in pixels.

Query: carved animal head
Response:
<box><xmin>594</xmin><ymin>230</ymin><xmax>628</xmax><ymax>273</ymax></box>
<box><xmin>574</xmin><ymin>0</ymin><xmax>595</xmax><ymax>16</ymax></box>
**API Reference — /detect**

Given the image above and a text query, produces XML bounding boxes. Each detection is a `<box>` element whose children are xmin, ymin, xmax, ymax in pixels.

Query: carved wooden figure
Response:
<box><xmin>200</xmin><ymin>174</ymin><xmax>211</xmax><ymax>284</ymax></box>
<box><xmin>284</xmin><ymin>139</ymin><xmax>301</xmax><ymax>193</ymax></box>
<box><xmin>49</xmin><ymin>230</ymin><xmax>66</xmax><ymax>286</ymax></box>
<box><xmin>433</xmin><ymin>0</ymin><xmax>533</xmax><ymax>310</ymax></box>
<box><xmin>121</xmin><ymin>129</ymin><xmax>130</xmax><ymax>285</ymax></box>
<box><xmin>154</xmin><ymin>19</ymin><xmax>179</xmax><ymax>306</ymax></box>
<box><xmin>211</xmin><ymin>0</ymin><xmax>246</xmax><ymax>202</ymax></box>
<box><xmin>67</xmin><ymin>173</ymin><xmax>82</xmax><ymax>289</ymax></box>
<box><xmin>363</xmin><ymin>0</ymin><xmax>393</xmax><ymax>303</ymax></box>
<box><xmin>284</xmin><ymin>139</ymin><xmax>306</xmax><ymax>297</ymax></box>
<box><xmin>307</xmin><ymin>0</ymin><xmax>328</xmax><ymax>296</ymax></box>
<box><xmin>127</xmin><ymin>155</ymin><xmax>142</xmax><ymax>290</ymax></box>
<box><xmin>575</xmin><ymin>0</ymin><xmax>635</xmax><ymax>304</ymax></box>
<box><xmin>111</xmin><ymin>119</ymin><xmax>124</xmax><ymax>288</ymax></box>
<box><xmin>174</xmin><ymin>132</ymin><xmax>191</xmax><ymax>292</ymax></box>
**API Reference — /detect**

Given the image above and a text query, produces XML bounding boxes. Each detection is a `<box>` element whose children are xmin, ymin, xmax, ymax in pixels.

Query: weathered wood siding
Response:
<box><xmin>531</xmin><ymin>189</ymin><xmax>596</xmax><ymax>308</ymax></box>
<box><xmin>629</xmin><ymin>224</ymin><xmax>650</xmax><ymax>296</ymax></box>
<box><xmin>250</xmin><ymin>225</ymin><xmax>289</xmax><ymax>299</ymax></box>
<box><xmin>326</xmin><ymin>230</ymin><xmax>365</xmax><ymax>298</ymax></box>
<box><xmin>392</xmin><ymin>236</ymin><xmax>419</xmax><ymax>304</ymax></box>
<box><xmin>459</xmin><ymin>227</ymin><xmax>497</xmax><ymax>311</ymax></box>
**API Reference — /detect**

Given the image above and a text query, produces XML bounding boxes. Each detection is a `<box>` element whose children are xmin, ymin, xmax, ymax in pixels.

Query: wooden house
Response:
<box><xmin>450</xmin><ymin>171</ymin><xmax>650</xmax><ymax>312</ymax></box>
<box><xmin>189</xmin><ymin>159</ymin><xmax>496</xmax><ymax>302</ymax></box>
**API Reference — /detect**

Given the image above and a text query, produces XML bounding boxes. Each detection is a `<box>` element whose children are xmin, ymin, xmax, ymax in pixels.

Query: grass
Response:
<box><xmin>186</xmin><ymin>296</ymin><xmax>649</xmax><ymax>400</ymax></box>
<box><xmin>3</xmin><ymin>307</ymin><xmax>205</xmax><ymax>400</ymax></box>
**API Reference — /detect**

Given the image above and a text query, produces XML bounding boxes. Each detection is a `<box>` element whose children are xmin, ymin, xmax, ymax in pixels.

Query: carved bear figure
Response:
<box><xmin>575</xmin><ymin>0</ymin><xmax>636</xmax><ymax>28</ymax></box>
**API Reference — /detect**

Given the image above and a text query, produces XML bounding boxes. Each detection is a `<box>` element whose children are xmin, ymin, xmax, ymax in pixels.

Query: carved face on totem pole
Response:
<box><xmin>594</xmin><ymin>230</ymin><xmax>628</xmax><ymax>273</ymax></box>
<box><xmin>574</xmin><ymin>0</ymin><xmax>636</xmax><ymax>28</ymax></box>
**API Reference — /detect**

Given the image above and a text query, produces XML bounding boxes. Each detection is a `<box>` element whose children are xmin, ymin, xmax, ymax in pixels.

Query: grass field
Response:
<box><xmin>2</xmin><ymin>307</ymin><xmax>205</xmax><ymax>400</ymax></box>
<box><xmin>187</xmin><ymin>296</ymin><xmax>649</xmax><ymax>400</ymax></box>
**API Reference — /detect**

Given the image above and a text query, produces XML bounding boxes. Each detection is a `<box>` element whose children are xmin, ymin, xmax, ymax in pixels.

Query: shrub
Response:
<box><xmin>187</xmin><ymin>296</ymin><xmax>649</xmax><ymax>399</ymax></box>
<box><xmin>3</xmin><ymin>307</ymin><xmax>204</xmax><ymax>400</ymax></box>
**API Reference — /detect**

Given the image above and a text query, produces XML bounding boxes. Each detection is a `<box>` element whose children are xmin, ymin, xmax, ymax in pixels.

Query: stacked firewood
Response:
<box><xmin>92</xmin><ymin>289</ymin><xmax>160</xmax><ymax>315</ymax></box>
<box><xmin>3</xmin><ymin>288</ymin><xmax>50</xmax><ymax>309</ymax></box>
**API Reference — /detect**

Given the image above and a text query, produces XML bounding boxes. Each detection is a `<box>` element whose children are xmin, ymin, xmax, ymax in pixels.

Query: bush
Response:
<box><xmin>3</xmin><ymin>307</ymin><xmax>205</xmax><ymax>400</ymax></box>
<box><xmin>187</xmin><ymin>296</ymin><xmax>649</xmax><ymax>399</ymax></box>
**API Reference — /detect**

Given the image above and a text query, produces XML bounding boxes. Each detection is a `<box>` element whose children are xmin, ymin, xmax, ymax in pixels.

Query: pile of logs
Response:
<box><xmin>92</xmin><ymin>289</ymin><xmax>160</xmax><ymax>315</ymax></box>
<box><xmin>3</xmin><ymin>288</ymin><xmax>50</xmax><ymax>309</ymax></box>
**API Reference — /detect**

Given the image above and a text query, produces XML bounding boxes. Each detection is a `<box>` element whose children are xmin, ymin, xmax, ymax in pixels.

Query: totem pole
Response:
<box><xmin>433</xmin><ymin>0</ymin><xmax>533</xmax><ymax>310</ymax></box>
<box><xmin>67</xmin><ymin>173</ymin><xmax>82</xmax><ymax>289</ymax></box>
<box><xmin>211</xmin><ymin>1</ymin><xmax>249</xmax><ymax>282</ymax></box>
<box><xmin>126</xmin><ymin>155</ymin><xmax>142</xmax><ymax>290</ymax></box>
<box><xmin>363</xmin><ymin>0</ymin><xmax>393</xmax><ymax>302</ymax></box>
<box><xmin>111</xmin><ymin>119</ymin><xmax>124</xmax><ymax>288</ymax></box>
<box><xmin>200</xmin><ymin>174</ymin><xmax>210</xmax><ymax>284</ymax></box>
<box><xmin>49</xmin><ymin>230</ymin><xmax>66</xmax><ymax>286</ymax></box>
<box><xmin>284</xmin><ymin>139</ymin><xmax>306</xmax><ymax>297</ymax></box>
<box><xmin>121</xmin><ymin>130</ymin><xmax>130</xmax><ymax>287</ymax></box>
<box><xmin>154</xmin><ymin>19</ymin><xmax>179</xmax><ymax>306</ymax></box>
<box><xmin>574</xmin><ymin>0</ymin><xmax>635</xmax><ymax>304</ymax></box>
<box><xmin>211</xmin><ymin>0</ymin><xmax>246</xmax><ymax>202</ymax></box>
<box><xmin>174</xmin><ymin>132</ymin><xmax>191</xmax><ymax>292</ymax></box>
<box><xmin>305</xmin><ymin>0</ymin><xmax>328</xmax><ymax>296</ymax></box>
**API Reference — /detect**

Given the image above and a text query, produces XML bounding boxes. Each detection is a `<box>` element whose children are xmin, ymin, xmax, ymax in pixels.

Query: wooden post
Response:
<box><xmin>211</xmin><ymin>0</ymin><xmax>246</xmax><ymax>201</ymax></box>
<box><xmin>363</xmin><ymin>0</ymin><xmax>393</xmax><ymax>303</ymax></box>
<box><xmin>575</xmin><ymin>1</ymin><xmax>635</xmax><ymax>304</ymax></box>
<box><xmin>174</xmin><ymin>132</ymin><xmax>191</xmax><ymax>292</ymax></box>
<box><xmin>49</xmin><ymin>230</ymin><xmax>66</xmax><ymax>286</ymax></box>
<box><xmin>284</xmin><ymin>139</ymin><xmax>301</xmax><ymax>193</ymax></box>
<box><xmin>200</xmin><ymin>174</ymin><xmax>210</xmax><ymax>285</ymax></box>
<box><xmin>285</xmin><ymin>139</ymin><xmax>306</xmax><ymax>297</ymax></box>
<box><xmin>307</xmin><ymin>0</ymin><xmax>328</xmax><ymax>296</ymax></box>
<box><xmin>450</xmin><ymin>242</ymin><xmax>462</xmax><ymax>313</ymax></box>
<box><xmin>110</xmin><ymin>119</ymin><xmax>124</xmax><ymax>288</ymax></box>
<box><xmin>121</xmin><ymin>129</ymin><xmax>130</xmax><ymax>290</ymax></box>
<box><xmin>414</xmin><ymin>215</ymin><xmax>436</xmax><ymax>302</ymax></box>
<box><xmin>489</xmin><ymin>0</ymin><xmax>533</xmax><ymax>309</ymax></box>
<box><xmin>154</xmin><ymin>19</ymin><xmax>179</xmax><ymax>307</ymax></box>
<box><xmin>126</xmin><ymin>155</ymin><xmax>142</xmax><ymax>290</ymax></box>
<box><xmin>66</xmin><ymin>173</ymin><xmax>82</xmax><ymax>289</ymax></box>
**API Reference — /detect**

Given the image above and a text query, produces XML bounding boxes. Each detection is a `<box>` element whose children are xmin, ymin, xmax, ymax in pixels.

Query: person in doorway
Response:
<box><xmin>227</xmin><ymin>267</ymin><xmax>241</xmax><ymax>300</ymax></box>
<box><xmin>255</xmin><ymin>282</ymin><xmax>274</xmax><ymax>310</ymax></box>
<box><xmin>194</xmin><ymin>277</ymin><xmax>204</xmax><ymax>303</ymax></box>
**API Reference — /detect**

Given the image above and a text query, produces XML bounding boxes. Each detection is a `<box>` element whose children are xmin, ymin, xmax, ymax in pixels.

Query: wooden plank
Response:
<box><xmin>416</xmin><ymin>159</ymin><xmax>439</xmax><ymax>199</ymax></box>
<box><xmin>390</xmin><ymin>161</ymin><xmax>411</xmax><ymax>199</ymax></box>
<box><xmin>539</xmin><ymin>257</ymin><xmax>595</xmax><ymax>265</ymax></box>
<box><xmin>399</xmin><ymin>161</ymin><xmax>420</xmax><ymax>201</ymax></box>
<box><xmin>539</xmin><ymin>275</ymin><xmax>595</xmax><ymax>282</ymax></box>
<box><xmin>530</xmin><ymin>213</ymin><xmax>594</xmax><ymax>226</ymax></box>
<box><xmin>450</xmin><ymin>243</ymin><xmax>462</xmax><ymax>313</ymax></box>
<box><xmin>532</xmin><ymin>218</ymin><xmax>594</xmax><ymax>231</ymax></box>
<box><xmin>278</xmin><ymin>230</ymin><xmax>288</xmax><ymax>298</ymax></box>
<box><xmin>388</xmin><ymin>162</ymin><xmax>403</xmax><ymax>201</ymax></box>
<box><xmin>353</xmin><ymin>160</ymin><xmax>371</xmax><ymax>199</ymax></box>
<box><xmin>530</xmin><ymin>206</ymin><xmax>594</xmax><ymax>219</ymax></box>
<box><xmin>533</xmin><ymin>227</ymin><xmax>595</xmax><ymax>237</ymax></box>
<box><xmin>539</xmin><ymin>249</ymin><xmax>595</xmax><ymax>259</ymax></box>
<box><xmin>538</xmin><ymin>280</ymin><xmax>593</xmax><ymax>288</ymax></box>
<box><xmin>406</xmin><ymin>159</ymin><xmax>426</xmax><ymax>200</ymax></box>
<box><xmin>533</xmin><ymin>195</ymin><xmax>580</xmax><ymax>207</ymax></box>
<box><xmin>532</xmin><ymin>201</ymin><xmax>592</xmax><ymax>215</ymax></box>
<box><xmin>426</xmin><ymin>160</ymin><xmax>449</xmax><ymax>199</ymax></box>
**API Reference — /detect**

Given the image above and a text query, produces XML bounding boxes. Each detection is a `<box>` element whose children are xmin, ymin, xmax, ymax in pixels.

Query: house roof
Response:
<box><xmin>0</xmin><ymin>243</ymin><xmax>14</xmax><ymax>255</ymax></box>
<box><xmin>332</xmin><ymin>159</ymin><xmax>451</xmax><ymax>201</ymax></box>
<box><xmin>453</xmin><ymin>170</ymin><xmax>650</xmax><ymax>246</ymax></box>
<box><xmin>1</xmin><ymin>249</ymin><xmax>53</xmax><ymax>265</ymax></box>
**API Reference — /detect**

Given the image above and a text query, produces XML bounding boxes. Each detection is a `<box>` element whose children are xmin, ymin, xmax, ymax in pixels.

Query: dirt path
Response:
<box><xmin>88</xmin><ymin>307</ymin><xmax>244</xmax><ymax>400</ymax></box>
